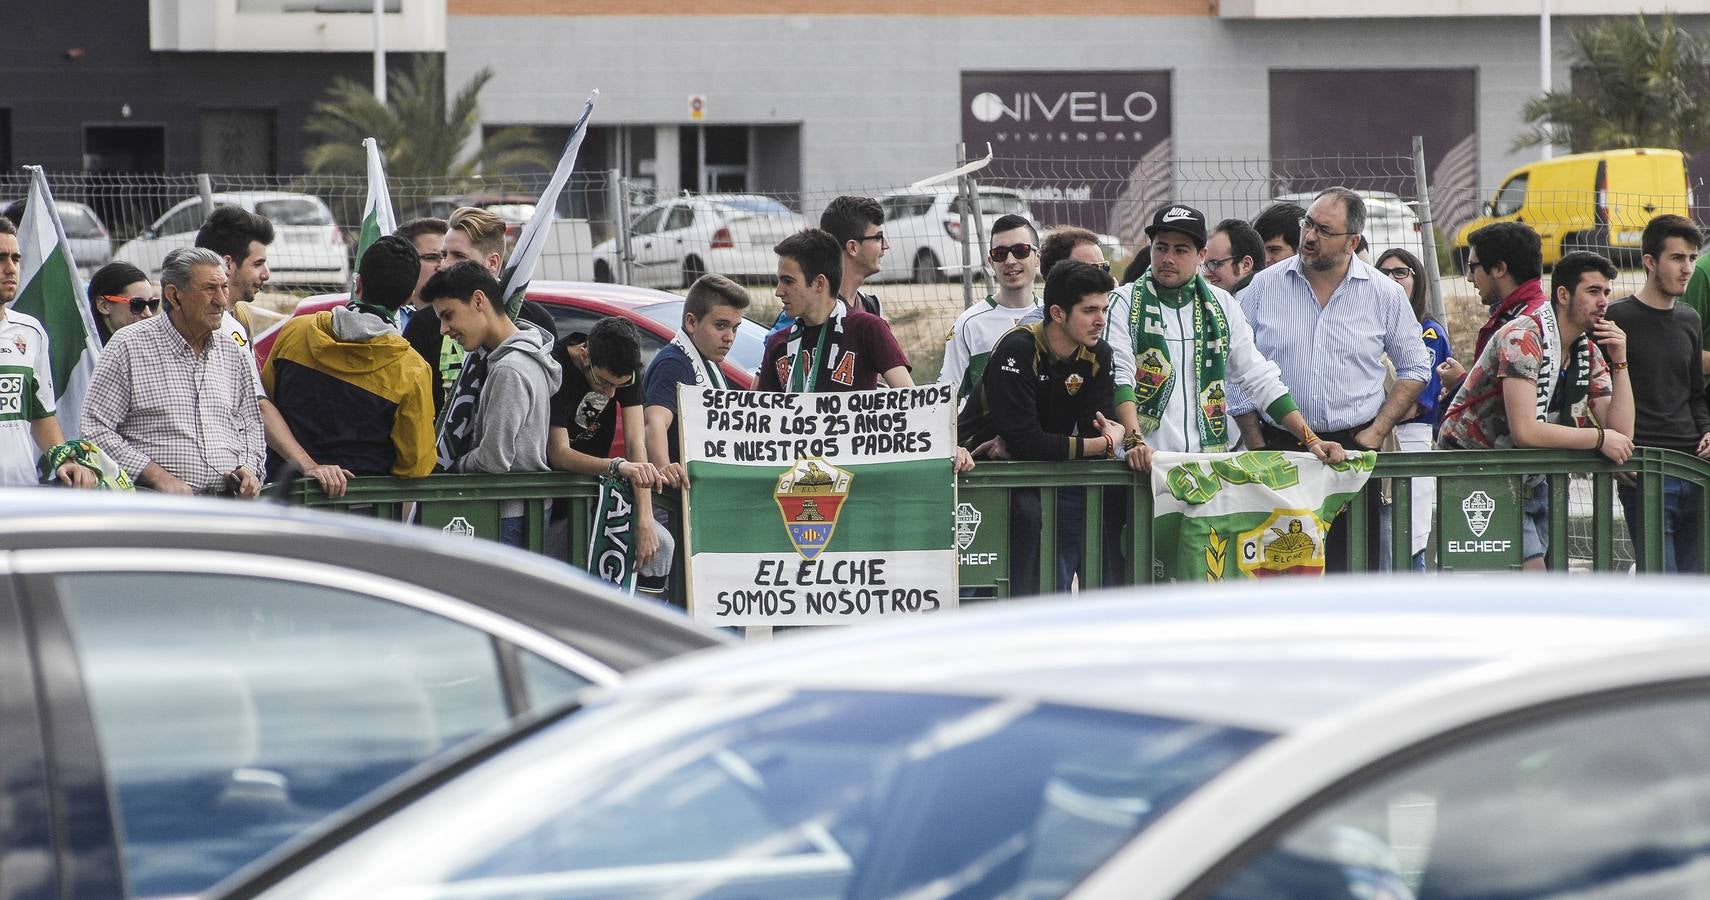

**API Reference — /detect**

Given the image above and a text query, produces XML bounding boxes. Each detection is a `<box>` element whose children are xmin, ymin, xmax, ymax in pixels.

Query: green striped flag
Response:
<box><xmin>681</xmin><ymin>384</ymin><xmax>959</xmax><ymax>627</ymax></box>
<box><xmin>353</xmin><ymin>137</ymin><xmax>397</xmax><ymax>276</ymax></box>
<box><xmin>1150</xmin><ymin>450</ymin><xmax>1376</xmax><ymax>581</ymax></box>
<box><xmin>497</xmin><ymin>90</ymin><xmax>597</xmax><ymax>319</ymax></box>
<box><xmin>12</xmin><ymin>167</ymin><xmax>101</xmax><ymax>438</ymax></box>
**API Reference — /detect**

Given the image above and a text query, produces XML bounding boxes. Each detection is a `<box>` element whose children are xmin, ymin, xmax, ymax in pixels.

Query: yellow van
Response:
<box><xmin>1453</xmin><ymin>148</ymin><xmax>1691</xmax><ymax>269</ymax></box>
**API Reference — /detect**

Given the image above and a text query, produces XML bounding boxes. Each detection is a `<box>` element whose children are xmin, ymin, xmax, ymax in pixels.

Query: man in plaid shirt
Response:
<box><xmin>82</xmin><ymin>247</ymin><xmax>265</xmax><ymax>496</ymax></box>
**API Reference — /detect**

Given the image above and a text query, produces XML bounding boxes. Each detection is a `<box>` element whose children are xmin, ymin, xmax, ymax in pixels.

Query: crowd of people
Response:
<box><xmin>2</xmin><ymin>180</ymin><xmax>1707</xmax><ymax>602</ymax></box>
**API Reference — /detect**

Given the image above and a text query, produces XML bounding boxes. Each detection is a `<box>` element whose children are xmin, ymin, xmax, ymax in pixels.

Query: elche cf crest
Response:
<box><xmin>775</xmin><ymin>457</ymin><xmax>854</xmax><ymax>559</ymax></box>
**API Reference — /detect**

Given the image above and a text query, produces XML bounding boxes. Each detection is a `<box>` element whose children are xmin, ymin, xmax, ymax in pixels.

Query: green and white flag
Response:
<box><xmin>353</xmin><ymin>137</ymin><xmax>397</xmax><ymax>274</ymax></box>
<box><xmin>497</xmin><ymin>90</ymin><xmax>598</xmax><ymax>319</ymax></box>
<box><xmin>587</xmin><ymin>474</ymin><xmax>638</xmax><ymax>594</ymax></box>
<box><xmin>13</xmin><ymin>167</ymin><xmax>101</xmax><ymax>438</ymax></box>
<box><xmin>1151</xmin><ymin>450</ymin><xmax>1376</xmax><ymax>581</ymax></box>
<box><xmin>680</xmin><ymin>384</ymin><xmax>959</xmax><ymax>626</ymax></box>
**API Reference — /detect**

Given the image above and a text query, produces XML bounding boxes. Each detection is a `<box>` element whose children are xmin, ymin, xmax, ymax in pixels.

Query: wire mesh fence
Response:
<box><xmin>5</xmin><ymin>148</ymin><xmax>1680</xmax><ymax>568</ymax></box>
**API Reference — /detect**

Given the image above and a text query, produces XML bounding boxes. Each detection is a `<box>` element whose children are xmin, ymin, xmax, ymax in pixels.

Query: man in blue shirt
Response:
<box><xmin>1241</xmin><ymin>187</ymin><xmax>1431</xmax><ymax>570</ymax></box>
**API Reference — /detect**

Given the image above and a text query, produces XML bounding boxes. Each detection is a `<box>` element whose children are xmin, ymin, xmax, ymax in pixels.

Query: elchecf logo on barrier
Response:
<box><xmin>774</xmin><ymin>457</ymin><xmax>853</xmax><ymax>560</ymax></box>
<box><xmin>1462</xmin><ymin>490</ymin><xmax>1495</xmax><ymax>537</ymax></box>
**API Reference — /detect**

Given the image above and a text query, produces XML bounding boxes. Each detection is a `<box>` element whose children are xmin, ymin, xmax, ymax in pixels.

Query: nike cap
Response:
<box><xmin>1144</xmin><ymin>204</ymin><xmax>1208</xmax><ymax>248</ymax></box>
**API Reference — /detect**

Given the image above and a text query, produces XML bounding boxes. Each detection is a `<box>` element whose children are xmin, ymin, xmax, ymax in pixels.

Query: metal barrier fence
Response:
<box><xmin>275</xmin><ymin>448</ymin><xmax>1710</xmax><ymax>613</ymax></box>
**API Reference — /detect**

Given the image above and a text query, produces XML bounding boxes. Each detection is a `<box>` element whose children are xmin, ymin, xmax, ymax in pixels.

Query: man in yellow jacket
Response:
<box><xmin>261</xmin><ymin>235</ymin><xmax>436</xmax><ymax>487</ymax></box>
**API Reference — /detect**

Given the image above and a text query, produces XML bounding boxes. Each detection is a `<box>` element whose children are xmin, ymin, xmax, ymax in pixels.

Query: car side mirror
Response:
<box><xmin>1484</xmin><ymin>201</ymin><xmax>1496</xmax><ymax>216</ymax></box>
<box><xmin>143</xmin><ymin>228</ymin><xmax>157</xmax><ymax>239</ymax></box>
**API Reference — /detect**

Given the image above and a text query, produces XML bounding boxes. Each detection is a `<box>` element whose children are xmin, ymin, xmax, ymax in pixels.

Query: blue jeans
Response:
<box><xmin>1618</xmin><ymin>476</ymin><xmax>1701</xmax><ymax>573</ymax></box>
<box><xmin>499</xmin><ymin>514</ymin><xmax>526</xmax><ymax>548</ymax></box>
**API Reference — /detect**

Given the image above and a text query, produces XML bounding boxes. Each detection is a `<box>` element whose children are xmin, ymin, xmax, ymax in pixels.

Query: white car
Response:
<box><xmin>113</xmin><ymin>191</ymin><xmax>350</xmax><ymax>289</ymax></box>
<box><xmin>1276</xmin><ymin>190</ymin><xmax>1426</xmax><ymax>264</ymax></box>
<box><xmin>212</xmin><ymin>576</ymin><xmax>1710</xmax><ymax>900</ymax></box>
<box><xmin>591</xmin><ymin>194</ymin><xmax>806</xmax><ymax>289</ymax></box>
<box><xmin>876</xmin><ymin>185</ymin><xmax>1037</xmax><ymax>283</ymax></box>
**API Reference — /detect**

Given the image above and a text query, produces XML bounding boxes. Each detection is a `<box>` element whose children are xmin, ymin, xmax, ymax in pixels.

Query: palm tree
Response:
<box><xmin>1514</xmin><ymin>14</ymin><xmax>1710</xmax><ymax>153</ymax></box>
<box><xmin>303</xmin><ymin>54</ymin><xmax>555</xmax><ymax>177</ymax></box>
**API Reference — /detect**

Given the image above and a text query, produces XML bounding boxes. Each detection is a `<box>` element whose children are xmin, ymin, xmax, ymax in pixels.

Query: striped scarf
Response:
<box><xmin>781</xmin><ymin>306</ymin><xmax>844</xmax><ymax>393</ymax></box>
<box><xmin>670</xmin><ymin>330</ymin><xmax>726</xmax><ymax>390</ymax></box>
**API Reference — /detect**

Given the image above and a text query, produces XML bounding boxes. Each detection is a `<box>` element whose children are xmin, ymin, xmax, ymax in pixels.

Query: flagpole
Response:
<box><xmin>372</xmin><ymin>0</ymin><xmax>386</xmax><ymax>105</ymax></box>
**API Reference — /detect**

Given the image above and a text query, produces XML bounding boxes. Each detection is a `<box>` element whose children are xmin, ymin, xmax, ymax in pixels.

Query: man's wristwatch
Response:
<box><xmin>607</xmin><ymin>457</ymin><xmax>626</xmax><ymax>478</ymax></box>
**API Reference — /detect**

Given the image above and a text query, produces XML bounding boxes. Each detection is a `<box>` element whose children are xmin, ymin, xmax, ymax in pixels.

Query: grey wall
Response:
<box><xmin>449</xmin><ymin>13</ymin><xmax>1710</xmax><ymax>201</ymax></box>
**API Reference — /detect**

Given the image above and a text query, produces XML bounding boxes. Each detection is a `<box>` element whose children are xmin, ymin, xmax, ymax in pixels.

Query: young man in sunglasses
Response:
<box><xmin>940</xmin><ymin>214</ymin><xmax>1045</xmax><ymax>404</ymax></box>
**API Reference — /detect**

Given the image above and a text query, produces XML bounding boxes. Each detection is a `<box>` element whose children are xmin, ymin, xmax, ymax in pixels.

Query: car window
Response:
<box><xmin>715</xmin><ymin>196</ymin><xmax>792</xmax><ymax>216</ymax></box>
<box><xmin>519</xmin><ymin>649</ymin><xmax>593</xmax><ymax>711</ymax></box>
<box><xmin>255</xmin><ymin>198</ymin><xmax>333</xmax><ymax>226</ymax></box>
<box><xmin>664</xmin><ymin>205</ymin><xmax>694</xmax><ymax>231</ymax></box>
<box><xmin>539</xmin><ymin>303</ymin><xmax>668</xmax><ymax>367</ymax></box>
<box><xmin>1204</xmin><ymin>690</ymin><xmax>1710</xmax><ymax>900</ymax></box>
<box><xmin>252</xmin><ymin>689</ymin><xmax>1274</xmax><ymax>899</ymax></box>
<box><xmin>156</xmin><ymin>202</ymin><xmax>206</xmax><ymax>238</ymax></box>
<box><xmin>58</xmin><ymin>204</ymin><xmax>104</xmax><ymax>239</ymax></box>
<box><xmin>56</xmin><ymin>571</ymin><xmax>516</xmax><ymax>898</ymax></box>
<box><xmin>881</xmin><ymin>195</ymin><xmax>933</xmax><ymax>220</ymax></box>
<box><xmin>636</xmin><ymin>300</ymin><xmax>766</xmax><ymax>374</ymax></box>
<box><xmin>630</xmin><ymin>207</ymin><xmax>665</xmax><ymax>236</ymax></box>
<box><xmin>1494</xmin><ymin>175</ymin><xmax>1528</xmax><ymax>217</ymax></box>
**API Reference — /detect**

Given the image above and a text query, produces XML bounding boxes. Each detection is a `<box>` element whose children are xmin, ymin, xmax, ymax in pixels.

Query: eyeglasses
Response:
<box><xmin>1377</xmin><ymin>265</ymin><xmax>1415</xmax><ymax>280</ymax></box>
<box><xmin>103</xmin><ymin>295</ymin><xmax>161</xmax><ymax>314</ymax></box>
<box><xmin>1202</xmin><ymin>256</ymin><xmax>1235</xmax><ymax>270</ymax></box>
<box><xmin>989</xmin><ymin>243</ymin><xmax>1036</xmax><ymax>263</ymax></box>
<box><xmin>1466</xmin><ymin>258</ymin><xmax>1494</xmax><ymax>272</ymax></box>
<box><xmin>418</xmin><ymin>252</ymin><xmax>446</xmax><ymax>264</ymax></box>
<box><xmin>1298</xmin><ymin>217</ymin><xmax>1359</xmax><ymax>238</ymax></box>
<box><xmin>855</xmin><ymin>233</ymin><xmax>886</xmax><ymax>244</ymax></box>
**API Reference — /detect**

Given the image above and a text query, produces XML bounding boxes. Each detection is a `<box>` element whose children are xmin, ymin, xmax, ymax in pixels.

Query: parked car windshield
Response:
<box><xmin>637</xmin><ymin>299</ymin><xmax>767</xmax><ymax>373</ymax></box>
<box><xmin>255</xmin><ymin>198</ymin><xmax>333</xmax><ymax>226</ymax></box>
<box><xmin>246</xmin><ymin>689</ymin><xmax>1273</xmax><ymax>899</ymax></box>
<box><xmin>715</xmin><ymin>196</ymin><xmax>792</xmax><ymax>216</ymax></box>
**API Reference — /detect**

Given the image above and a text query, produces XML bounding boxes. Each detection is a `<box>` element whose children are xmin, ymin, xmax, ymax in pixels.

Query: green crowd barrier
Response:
<box><xmin>273</xmin><ymin>447</ymin><xmax>1710</xmax><ymax>608</ymax></box>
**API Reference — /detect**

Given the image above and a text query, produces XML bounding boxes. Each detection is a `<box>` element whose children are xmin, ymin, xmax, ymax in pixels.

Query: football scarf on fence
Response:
<box><xmin>679</xmin><ymin>383</ymin><xmax>958</xmax><ymax>626</ymax></box>
<box><xmin>1151</xmin><ymin>450</ymin><xmax>1376</xmax><ymax>580</ymax></box>
<box><xmin>1128</xmin><ymin>271</ymin><xmax>1230</xmax><ymax>450</ymax></box>
<box><xmin>435</xmin><ymin>348</ymin><xmax>489</xmax><ymax>470</ymax></box>
<box><xmin>38</xmin><ymin>440</ymin><xmax>132</xmax><ymax>490</ymax></box>
<box><xmin>587</xmin><ymin>474</ymin><xmax>638</xmax><ymax>593</ymax></box>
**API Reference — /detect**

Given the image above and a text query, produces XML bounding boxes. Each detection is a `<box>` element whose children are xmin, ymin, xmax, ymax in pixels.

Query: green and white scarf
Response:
<box><xmin>670</xmin><ymin>330</ymin><xmax>726</xmax><ymax>390</ymax></box>
<box><xmin>782</xmin><ymin>306</ymin><xmax>844</xmax><ymax>394</ymax></box>
<box><xmin>1529</xmin><ymin>300</ymin><xmax>1595</xmax><ymax>425</ymax></box>
<box><xmin>1128</xmin><ymin>270</ymin><xmax>1231</xmax><ymax>450</ymax></box>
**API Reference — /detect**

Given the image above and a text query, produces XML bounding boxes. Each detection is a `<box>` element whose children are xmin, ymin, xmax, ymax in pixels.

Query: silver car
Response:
<box><xmin>213</xmin><ymin>577</ymin><xmax>1710</xmax><ymax>899</ymax></box>
<box><xmin>0</xmin><ymin>491</ymin><xmax>725</xmax><ymax>898</ymax></box>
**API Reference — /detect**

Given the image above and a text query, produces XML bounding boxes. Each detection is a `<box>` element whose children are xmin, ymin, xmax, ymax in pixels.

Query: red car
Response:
<box><xmin>254</xmin><ymin>281</ymin><xmax>764</xmax><ymax>388</ymax></box>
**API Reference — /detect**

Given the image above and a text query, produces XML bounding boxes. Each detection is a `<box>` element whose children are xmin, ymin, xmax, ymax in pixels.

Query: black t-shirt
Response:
<box><xmin>549</xmin><ymin>334</ymin><xmax>643</xmax><ymax>456</ymax></box>
<box><xmin>1605</xmin><ymin>296</ymin><xmax>1710</xmax><ymax>452</ymax></box>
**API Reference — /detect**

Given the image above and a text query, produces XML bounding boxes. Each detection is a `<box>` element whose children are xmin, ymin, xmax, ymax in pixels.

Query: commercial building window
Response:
<box><xmin>201</xmin><ymin>108</ymin><xmax>278</xmax><ymax>174</ymax></box>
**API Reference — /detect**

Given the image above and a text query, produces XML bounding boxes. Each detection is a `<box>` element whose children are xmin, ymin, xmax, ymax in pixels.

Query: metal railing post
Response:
<box><xmin>616</xmin><ymin>174</ymin><xmax>634</xmax><ymax>285</ymax></box>
<box><xmin>1411</xmin><ymin>136</ymin><xmax>1448</xmax><ymax>325</ymax></box>
<box><xmin>957</xmin><ymin>142</ymin><xmax>976</xmax><ymax>309</ymax></box>
<box><xmin>197</xmin><ymin>173</ymin><xmax>215</xmax><ymax>222</ymax></box>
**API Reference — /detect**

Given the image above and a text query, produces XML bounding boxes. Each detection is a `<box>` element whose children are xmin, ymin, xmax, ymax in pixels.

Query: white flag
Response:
<box><xmin>498</xmin><ymin>90</ymin><xmax>598</xmax><ymax>318</ymax></box>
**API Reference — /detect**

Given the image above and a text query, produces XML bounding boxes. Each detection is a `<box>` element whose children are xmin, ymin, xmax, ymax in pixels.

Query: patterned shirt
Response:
<box><xmin>0</xmin><ymin>311</ymin><xmax>56</xmax><ymax>486</ymax></box>
<box><xmin>1436</xmin><ymin>315</ymin><xmax>1612</xmax><ymax>450</ymax></box>
<box><xmin>81</xmin><ymin>313</ymin><xmax>265</xmax><ymax>491</ymax></box>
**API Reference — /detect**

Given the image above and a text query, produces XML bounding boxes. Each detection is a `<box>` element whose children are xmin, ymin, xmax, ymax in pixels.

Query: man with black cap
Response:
<box><xmin>1106</xmin><ymin>203</ymin><xmax>1342</xmax><ymax>470</ymax></box>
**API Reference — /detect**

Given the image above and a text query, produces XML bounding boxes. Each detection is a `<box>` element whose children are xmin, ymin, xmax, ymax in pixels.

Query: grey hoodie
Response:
<box><xmin>452</xmin><ymin>320</ymin><xmax>563</xmax><ymax>475</ymax></box>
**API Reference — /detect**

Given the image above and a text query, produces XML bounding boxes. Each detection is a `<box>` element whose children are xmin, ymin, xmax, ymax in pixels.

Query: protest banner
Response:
<box><xmin>680</xmin><ymin>384</ymin><xmax>958</xmax><ymax>626</ymax></box>
<box><xmin>1150</xmin><ymin>450</ymin><xmax>1376</xmax><ymax>580</ymax></box>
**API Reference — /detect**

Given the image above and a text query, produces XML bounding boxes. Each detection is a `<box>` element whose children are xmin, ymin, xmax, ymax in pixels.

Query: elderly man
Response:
<box><xmin>82</xmin><ymin>247</ymin><xmax>265</xmax><ymax>496</ymax></box>
<box><xmin>1241</xmin><ymin>187</ymin><xmax>1431</xmax><ymax>570</ymax></box>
